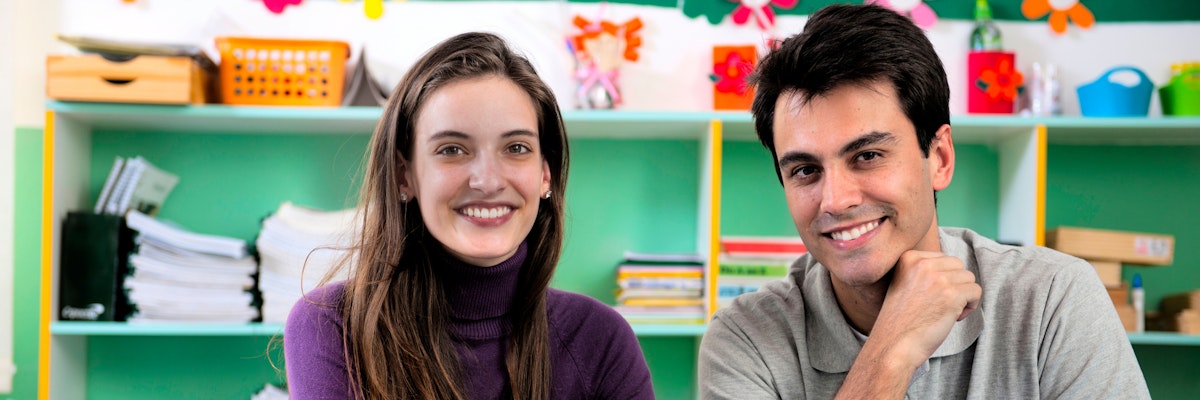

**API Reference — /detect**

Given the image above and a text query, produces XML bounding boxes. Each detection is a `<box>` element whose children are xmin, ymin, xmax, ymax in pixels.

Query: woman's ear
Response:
<box><xmin>397</xmin><ymin>151</ymin><xmax>415</xmax><ymax>197</ymax></box>
<box><xmin>541</xmin><ymin>159</ymin><xmax>551</xmax><ymax>198</ymax></box>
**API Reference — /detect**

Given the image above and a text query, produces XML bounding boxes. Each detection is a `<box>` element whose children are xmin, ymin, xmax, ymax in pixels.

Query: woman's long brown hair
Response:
<box><xmin>334</xmin><ymin>32</ymin><xmax>569</xmax><ymax>399</ymax></box>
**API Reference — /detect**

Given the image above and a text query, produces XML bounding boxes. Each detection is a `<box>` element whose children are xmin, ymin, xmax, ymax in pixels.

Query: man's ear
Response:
<box><xmin>930</xmin><ymin>124</ymin><xmax>955</xmax><ymax>191</ymax></box>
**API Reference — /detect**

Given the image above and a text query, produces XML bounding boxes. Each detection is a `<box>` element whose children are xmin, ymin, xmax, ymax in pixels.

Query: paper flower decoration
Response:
<box><xmin>711</xmin><ymin>51</ymin><xmax>754</xmax><ymax>95</ymax></box>
<box><xmin>571</xmin><ymin>16</ymin><xmax>644</xmax><ymax>66</ymax></box>
<box><xmin>866</xmin><ymin>0</ymin><xmax>938</xmax><ymax>30</ymax></box>
<box><xmin>568</xmin><ymin>15</ymin><xmax>644</xmax><ymax>108</ymax></box>
<box><xmin>263</xmin><ymin>0</ymin><xmax>302</xmax><ymax>14</ymax></box>
<box><xmin>729</xmin><ymin>0</ymin><xmax>798</xmax><ymax>31</ymax></box>
<box><xmin>976</xmin><ymin>58</ymin><xmax>1024</xmax><ymax>102</ymax></box>
<box><xmin>1022</xmin><ymin>0</ymin><xmax>1095</xmax><ymax>34</ymax></box>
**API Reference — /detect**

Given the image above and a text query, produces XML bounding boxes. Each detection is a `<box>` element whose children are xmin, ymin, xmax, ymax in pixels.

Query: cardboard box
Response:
<box><xmin>1107</xmin><ymin>284</ymin><xmax>1129</xmax><ymax>307</ymax></box>
<box><xmin>47</xmin><ymin>54</ymin><xmax>214</xmax><ymax>104</ymax></box>
<box><xmin>1086</xmin><ymin>259</ymin><xmax>1123</xmax><ymax>288</ymax></box>
<box><xmin>1115</xmin><ymin>303</ymin><xmax>1138</xmax><ymax>332</ymax></box>
<box><xmin>1046</xmin><ymin>226</ymin><xmax>1174</xmax><ymax>266</ymax></box>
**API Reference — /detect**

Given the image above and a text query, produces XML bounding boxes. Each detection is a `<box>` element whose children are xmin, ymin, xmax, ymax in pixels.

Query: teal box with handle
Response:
<box><xmin>1077</xmin><ymin>66</ymin><xmax>1154</xmax><ymax>117</ymax></box>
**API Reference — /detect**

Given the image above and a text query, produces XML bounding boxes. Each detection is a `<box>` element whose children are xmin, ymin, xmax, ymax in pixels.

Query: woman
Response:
<box><xmin>284</xmin><ymin>32</ymin><xmax>654</xmax><ymax>399</ymax></box>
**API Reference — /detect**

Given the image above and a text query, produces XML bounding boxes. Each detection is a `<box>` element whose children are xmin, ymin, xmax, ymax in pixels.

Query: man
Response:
<box><xmin>698</xmin><ymin>4</ymin><xmax>1149</xmax><ymax>399</ymax></box>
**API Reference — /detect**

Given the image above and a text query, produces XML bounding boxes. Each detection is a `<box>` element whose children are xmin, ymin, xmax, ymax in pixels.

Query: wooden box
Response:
<box><xmin>1046</xmin><ymin>226</ymin><xmax>1174</xmax><ymax>266</ymax></box>
<box><xmin>47</xmin><ymin>54</ymin><xmax>214</xmax><ymax>104</ymax></box>
<box><xmin>1086</xmin><ymin>259</ymin><xmax>1123</xmax><ymax>288</ymax></box>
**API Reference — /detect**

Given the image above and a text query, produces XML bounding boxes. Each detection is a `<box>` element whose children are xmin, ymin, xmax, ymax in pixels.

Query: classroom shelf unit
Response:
<box><xmin>39</xmin><ymin>101</ymin><xmax>1200</xmax><ymax>399</ymax></box>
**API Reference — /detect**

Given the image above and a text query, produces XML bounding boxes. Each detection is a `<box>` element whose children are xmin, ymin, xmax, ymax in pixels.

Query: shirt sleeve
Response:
<box><xmin>284</xmin><ymin>283</ymin><xmax>355</xmax><ymax>399</ymax></box>
<box><xmin>698</xmin><ymin>312</ymin><xmax>782</xmax><ymax>400</ymax></box>
<box><xmin>1037</xmin><ymin>259</ymin><xmax>1151</xmax><ymax>399</ymax></box>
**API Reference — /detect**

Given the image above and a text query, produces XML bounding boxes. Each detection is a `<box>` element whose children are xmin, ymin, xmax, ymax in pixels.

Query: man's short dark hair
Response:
<box><xmin>750</xmin><ymin>4</ymin><xmax>950</xmax><ymax>182</ymax></box>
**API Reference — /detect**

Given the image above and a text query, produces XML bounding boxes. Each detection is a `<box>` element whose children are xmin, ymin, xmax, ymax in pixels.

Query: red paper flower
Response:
<box><xmin>729</xmin><ymin>0</ymin><xmax>799</xmax><ymax>31</ymax></box>
<box><xmin>1022</xmin><ymin>0</ymin><xmax>1095</xmax><ymax>34</ymax></box>
<box><xmin>977</xmin><ymin>58</ymin><xmax>1024</xmax><ymax>102</ymax></box>
<box><xmin>712</xmin><ymin>51</ymin><xmax>754</xmax><ymax>95</ymax></box>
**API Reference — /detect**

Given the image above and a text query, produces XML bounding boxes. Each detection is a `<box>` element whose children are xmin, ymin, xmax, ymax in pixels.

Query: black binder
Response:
<box><xmin>58</xmin><ymin>211</ymin><xmax>133</xmax><ymax>321</ymax></box>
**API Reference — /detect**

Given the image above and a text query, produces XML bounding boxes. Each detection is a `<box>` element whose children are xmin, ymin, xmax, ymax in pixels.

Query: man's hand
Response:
<box><xmin>874</xmin><ymin>250</ymin><xmax>982</xmax><ymax>365</ymax></box>
<box><xmin>836</xmin><ymin>250</ymin><xmax>981</xmax><ymax>399</ymax></box>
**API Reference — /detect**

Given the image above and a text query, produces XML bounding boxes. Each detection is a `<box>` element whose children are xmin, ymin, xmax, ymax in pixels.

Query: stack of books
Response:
<box><xmin>94</xmin><ymin>155</ymin><xmax>179</xmax><ymax>216</ymax></box>
<box><xmin>613</xmin><ymin>252</ymin><xmax>706</xmax><ymax>325</ymax></box>
<box><xmin>256</xmin><ymin>202</ymin><xmax>356</xmax><ymax>323</ymax></box>
<box><xmin>716</xmin><ymin>236</ymin><xmax>806</xmax><ymax>309</ymax></box>
<box><xmin>122</xmin><ymin>210</ymin><xmax>258</xmax><ymax>323</ymax></box>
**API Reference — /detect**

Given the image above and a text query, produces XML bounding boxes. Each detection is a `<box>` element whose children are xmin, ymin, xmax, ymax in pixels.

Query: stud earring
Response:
<box><xmin>542</xmin><ymin>190</ymin><xmax>552</xmax><ymax>199</ymax></box>
<box><xmin>400</xmin><ymin>192</ymin><xmax>408</xmax><ymax>202</ymax></box>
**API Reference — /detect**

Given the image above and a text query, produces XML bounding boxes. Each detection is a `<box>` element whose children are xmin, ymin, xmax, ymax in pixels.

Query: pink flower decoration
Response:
<box><xmin>263</xmin><ymin>0</ymin><xmax>303</xmax><ymax>14</ymax></box>
<box><xmin>729</xmin><ymin>0</ymin><xmax>799</xmax><ymax>31</ymax></box>
<box><xmin>866</xmin><ymin>0</ymin><xmax>939</xmax><ymax>30</ymax></box>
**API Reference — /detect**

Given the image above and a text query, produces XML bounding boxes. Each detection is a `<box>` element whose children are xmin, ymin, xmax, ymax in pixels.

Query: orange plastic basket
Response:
<box><xmin>215</xmin><ymin>37</ymin><xmax>350</xmax><ymax>106</ymax></box>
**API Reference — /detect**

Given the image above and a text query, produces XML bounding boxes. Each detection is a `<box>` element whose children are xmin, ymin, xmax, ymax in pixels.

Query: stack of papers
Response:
<box><xmin>256</xmin><ymin>202</ymin><xmax>357</xmax><ymax>323</ymax></box>
<box><xmin>123</xmin><ymin>210</ymin><xmax>258</xmax><ymax>323</ymax></box>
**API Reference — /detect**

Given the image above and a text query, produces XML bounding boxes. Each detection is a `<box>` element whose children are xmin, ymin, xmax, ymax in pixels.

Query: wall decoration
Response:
<box><xmin>711</xmin><ymin>45</ymin><xmax>757</xmax><ymax>110</ymax></box>
<box><xmin>568</xmin><ymin>14</ymin><xmax>645</xmax><ymax>109</ymax></box>
<box><xmin>263</xmin><ymin>0</ymin><xmax>303</xmax><ymax>14</ymax></box>
<box><xmin>867</xmin><ymin>0</ymin><xmax>939</xmax><ymax>29</ymax></box>
<box><xmin>728</xmin><ymin>0</ymin><xmax>798</xmax><ymax>31</ymax></box>
<box><xmin>968</xmin><ymin>51</ymin><xmax>1024</xmax><ymax>114</ymax></box>
<box><xmin>1021</xmin><ymin>0</ymin><xmax>1095</xmax><ymax>34</ymax></box>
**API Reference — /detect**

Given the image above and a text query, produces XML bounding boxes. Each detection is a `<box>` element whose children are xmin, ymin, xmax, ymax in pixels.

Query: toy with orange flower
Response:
<box><xmin>568</xmin><ymin>13</ymin><xmax>644</xmax><ymax>109</ymax></box>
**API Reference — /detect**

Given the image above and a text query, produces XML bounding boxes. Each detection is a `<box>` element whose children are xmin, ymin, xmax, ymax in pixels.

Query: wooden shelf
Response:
<box><xmin>47</xmin><ymin>101</ymin><xmax>1200</xmax><ymax>144</ymax></box>
<box><xmin>1127</xmin><ymin>331</ymin><xmax>1200</xmax><ymax>346</ymax></box>
<box><xmin>50</xmin><ymin>321</ymin><xmax>707</xmax><ymax>337</ymax></box>
<box><xmin>51</xmin><ymin>321</ymin><xmax>285</xmax><ymax>336</ymax></box>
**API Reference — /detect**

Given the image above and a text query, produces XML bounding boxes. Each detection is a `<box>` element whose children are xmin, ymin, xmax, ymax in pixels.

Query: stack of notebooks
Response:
<box><xmin>613</xmin><ymin>252</ymin><xmax>706</xmax><ymax>325</ymax></box>
<box><xmin>715</xmin><ymin>236</ymin><xmax>806</xmax><ymax>309</ymax></box>
<box><xmin>94</xmin><ymin>156</ymin><xmax>179</xmax><ymax>216</ymax></box>
<box><xmin>256</xmin><ymin>202</ymin><xmax>357</xmax><ymax>323</ymax></box>
<box><xmin>123</xmin><ymin>210</ymin><xmax>258</xmax><ymax>323</ymax></box>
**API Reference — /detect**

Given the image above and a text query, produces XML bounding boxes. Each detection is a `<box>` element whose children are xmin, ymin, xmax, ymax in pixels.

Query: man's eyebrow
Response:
<box><xmin>840</xmin><ymin>131</ymin><xmax>897</xmax><ymax>156</ymax></box>
<box><xmin>776</xmin><ymin>131</ymin><xmax>898</xmax><ymax>168</ymax></box>
<box><xmin>777</xmin><ymin>151</ymin><xmax>818</xmax><ymax>168</ymax></box>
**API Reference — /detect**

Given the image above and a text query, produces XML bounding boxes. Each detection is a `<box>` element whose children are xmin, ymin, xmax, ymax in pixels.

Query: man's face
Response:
<box><xmin>772</xmin><ymin>80</ymin><xmax>953</xmax><ymax>288</ymax></box>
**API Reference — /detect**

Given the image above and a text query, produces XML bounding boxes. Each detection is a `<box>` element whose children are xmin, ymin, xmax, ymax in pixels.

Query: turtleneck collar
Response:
<box><xmin>439</xmin><ymin>242</ymin><xmax>528</xmax><ymax>338</ymax></box>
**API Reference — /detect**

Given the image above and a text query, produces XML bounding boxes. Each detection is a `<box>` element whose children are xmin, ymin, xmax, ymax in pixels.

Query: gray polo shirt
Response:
<box><xmin>699</xmin><ymin>227</ymin><xmax>1149</xmax><ymax>399</ymax></box>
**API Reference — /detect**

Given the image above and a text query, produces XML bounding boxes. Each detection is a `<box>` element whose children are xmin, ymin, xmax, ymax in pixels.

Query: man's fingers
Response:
<box><xmin>956</xmin><ymin>284</ymin><xmax>982</xmax><ymax>321</ymax></box>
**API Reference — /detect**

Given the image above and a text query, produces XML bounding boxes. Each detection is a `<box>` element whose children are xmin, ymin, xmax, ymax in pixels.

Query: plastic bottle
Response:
<box><xmin>969</xmin><ymin>0</ymin><xmax>1003</xmax><ymax>51</ymax></box>
<box><xmin>1132</xmin><ymin>273</ymin><xmax>1145</xmax><ymax>333</ymax></box>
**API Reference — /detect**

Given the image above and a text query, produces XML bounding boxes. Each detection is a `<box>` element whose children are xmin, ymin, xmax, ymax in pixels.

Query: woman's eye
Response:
<box><xmin>507</xmin><ymin>143</ymin><xmax>532</xmax><ymax>154</ymax></box>
<box><xmin>437</xmin><ymin>146</ymin><xmax>465</xmax><ymax>156</ymax></box>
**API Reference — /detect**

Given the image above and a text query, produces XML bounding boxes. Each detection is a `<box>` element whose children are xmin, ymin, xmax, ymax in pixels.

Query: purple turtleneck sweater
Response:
<box><xmin>284</xmin><ymin>243</ymin><xmax>655</xmax><ymax>399</ymax></box>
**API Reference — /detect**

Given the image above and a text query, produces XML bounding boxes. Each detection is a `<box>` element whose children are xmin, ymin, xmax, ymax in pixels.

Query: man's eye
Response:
<box><xmin>791</xmin><ymin>165</ymin><xmax>818</xmax><ymax>178</ymax></box>
<box><xmin>857</xmin><ymin>151</ymin><xmax>881</xmax><ymax>162</ymax></box>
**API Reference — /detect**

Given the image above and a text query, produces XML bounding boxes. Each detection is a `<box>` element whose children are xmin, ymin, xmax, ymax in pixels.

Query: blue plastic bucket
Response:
<box><xmin>1077</xmin><ymin>66</ymin><xmax>1154</xmax><ymax>117</ymax></box>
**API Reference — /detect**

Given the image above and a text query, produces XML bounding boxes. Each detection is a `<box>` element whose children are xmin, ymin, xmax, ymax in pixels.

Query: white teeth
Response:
<box><xmin>831</xmin><ymin>220</ymin><xmax>879</xmax><ymax>241</ymax></box>
<box><xmin>462</xmin><ymin>206</ymin><xmax>511</xmax><ymax>219</ymax></box>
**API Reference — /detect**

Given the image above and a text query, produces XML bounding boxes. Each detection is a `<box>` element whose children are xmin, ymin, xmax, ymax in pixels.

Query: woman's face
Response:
<box><xmin>405</xmin><ymin>75</ymin><xmax>550</xmax><ymax>267</ymax></box>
